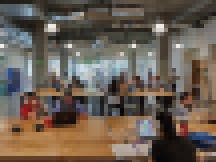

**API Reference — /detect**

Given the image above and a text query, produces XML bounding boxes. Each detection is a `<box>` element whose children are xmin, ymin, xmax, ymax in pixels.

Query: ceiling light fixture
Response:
<box><xmin>0</xmin><ymin>44</ymin><xmax>5</xmax><ymax>48</ymax></box>
<box><xmin>79</xmin><ymin>12</ymin><xmax>85</xmax><ymax>17</ymax></box>
<box><xmin>76</xmin><ymin>51</ymin><xmax>80</xmax><ymax>56</ymax></box>
<box><xmin>131</xmin><ymin>43</ymin><xmax>136</xmax><ymax>49</ymax></box>
<box><xmin>45</xmin><ymin>23</ymin><xmax>57</xmax><ymax>33</ymax></box>
<box><xmin>175</xmin><ymin>44</ymin><xmax>184</xmax><ymax>49</ymax></box>
<box><xmin>65</xmin><ymin>43</ymin><xmax>73</xmax><ymax>48</ymax></box>
<box><xmin>148</xmin><ymin>52</ymin><xmax>153</xmax><ymax>56</ymax></box>
<box><xmin>156</xmin><ymin>24</ymin><xmax>164</xmax><ymax>32</ymax></box>
<box><xmin>152</xmin><ymin>23</ymin><xmax>167</xmax><ymax>34</ymax></box>
<box><xmin>120</xmin><ymin>52</ymin><xmax>124</xmax><ymax>56</ymax></box>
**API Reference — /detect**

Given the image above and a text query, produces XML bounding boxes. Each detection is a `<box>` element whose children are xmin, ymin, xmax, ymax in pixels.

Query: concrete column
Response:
<box><xmin>128</xmin><ymin>49</ymin><xmax>136</xmax><ymax>78</ymax></box>
<box><xmin>184</xmin><ymin>49</ymin><xmax>194</xmax><ymax>93</ymax></box>
<box><xmin>72</xmin><ymin>57</ymin><xmax>76</xmax><ymax>77</ymax></box>
<box><xmin>199</xmin><ymin>59</ymin><xmax>208</xmax><ymax>100</ymax></box>
<box><xmin>32</xmin><ymin>1</ymin><xmax>48</xmax><ymax>89</ymax></box>
<box><xmin>60</xmin><ymin>49</ymin><xmax>68</xmax><ymax>81</ymax></box>
<box><xmin>23</xmin><ymin>54</ymin><xmax>29</xmax><ymax>92</ymax></box>
<box><xmin>209</xmin><ymin>45</ymin><xmax>216</xmax><ymax>114</ymax></box>
<box><xmin>209</xmin><ymin>44</ymin><xmax>216</xmax><ymax>100</ymax></box>
<box><xmin>32</xmin><ymin>22</ymin><xmax>48</xmax><ymax>89</ymax></box>
<box><xmin>159</xmin><ymin>34</ymin><xmax>169</xmax><ymax>84</ymax></box>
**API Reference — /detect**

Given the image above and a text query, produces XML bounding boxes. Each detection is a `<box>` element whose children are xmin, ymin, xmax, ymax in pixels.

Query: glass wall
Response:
<box><xmin>136</xmin><ymin>55</ymin><xmax>157</xmax><ymax>81</ymax></box>
<box><xmin>68</xmin><ymin>56</ymin><xmax>128</xmax><ymax>91</ymax></box>
<box><xmin>48</xmin><ymin>56</ymin><xmax>60</xmax><ymax>76</ymax></box>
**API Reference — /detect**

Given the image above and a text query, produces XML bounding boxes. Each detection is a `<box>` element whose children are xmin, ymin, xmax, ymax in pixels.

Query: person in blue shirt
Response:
<box><xmin>51</xmin><ymin>74</ymin><xmax>61</xmax><ymax>91</ymax></box>
<box><xmin>75</xmin><ymin>99</ymin><xmax>88</xmax><ymax>120</ymax></box>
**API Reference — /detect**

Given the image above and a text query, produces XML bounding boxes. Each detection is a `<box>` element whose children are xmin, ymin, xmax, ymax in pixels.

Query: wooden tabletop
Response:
<box><xmin>0</xmin><ymin>116</ymin><xmax>214</xmax><ymax>160</ymax></box>
<box><xmin>0</xmin><ymin>116</ymin><xmax>152</xmax><ymax>157</ymax></box>
<box><xmin>35</xmin><ymin>88</ymin><xmax>174</xmax><ymax>97</ymax></box>
<box><xmin>1</xmin><ymin>117</ymin><xmax>114</xmax><ymax>157</ymax></box>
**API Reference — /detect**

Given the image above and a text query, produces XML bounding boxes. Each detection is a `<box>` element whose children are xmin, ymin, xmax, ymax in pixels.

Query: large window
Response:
<box><xmin>48</xmin><ymin>56</ymin><xmax>60</xmax><ymax>76</ymax></box>
<box><xmin>136</xmin><ymin>55</ymin><xmax>157</xmax><ymax>81</ymax></box>
<box><xmin>68</xmin><ymin>57</ymin><xmax>128</xmax><ymax>89</ymax></box>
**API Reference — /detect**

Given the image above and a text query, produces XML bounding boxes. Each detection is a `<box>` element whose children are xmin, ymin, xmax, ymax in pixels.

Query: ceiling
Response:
<box><xmin>0</xmin><ymin>0</ymin><xmax>215</xmax><ymax>44</ymax></box>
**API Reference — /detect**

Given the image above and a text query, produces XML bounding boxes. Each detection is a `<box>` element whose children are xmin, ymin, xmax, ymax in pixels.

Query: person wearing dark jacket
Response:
<box><xmin>108</xmin><ymin>76</ymin><xmax>124</xmax><ymax>116</ymax></box>
<box><xmin>151</xmin><ymin>112</ymin><xmax>196</xmax><ymax>162</ymax></box>
<box><xmin>52</xmin><ymin>90</ymin><xmax>76</xmax><ymax>126</ymax></box>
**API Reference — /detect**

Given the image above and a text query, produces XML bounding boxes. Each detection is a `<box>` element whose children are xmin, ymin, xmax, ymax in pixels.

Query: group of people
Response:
<box><xmin>16</xmin><ymin>71</ymin><xmax>199</xmax><ymax>161</ymax></box>
<box><xmin>19</xmin><ymin>76</ymin><xmax>88</xmax><ymax>129</ymax></box>
<box><xmin>106</xmin><ymin>71</ymin><xmax>174</xmax><ymax>116</ymax></box>
<box><xmin>18</xmin><ymin>70</ymin><xmax>181</xmax><ymax>126</ymax></box>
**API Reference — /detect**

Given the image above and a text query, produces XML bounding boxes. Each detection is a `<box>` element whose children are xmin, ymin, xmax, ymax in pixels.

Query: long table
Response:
<box><xmin>0</xmin><ymin>116</ymin><xmax>215</xmax><ymax>161</ymax></box>
<box><xmin>1</xmin><ymin>117</ymin><xmax>114</xmax><ymax>157</ymax></box>
<box><xmin>0</xmin><ymin>116</ymin><xmax>152</xmax><ymax>161</ymax></box>
<box><xmin>35</xmin><ymin>88</ymin><xmax>174</xmax><ymax>97</ymax></box>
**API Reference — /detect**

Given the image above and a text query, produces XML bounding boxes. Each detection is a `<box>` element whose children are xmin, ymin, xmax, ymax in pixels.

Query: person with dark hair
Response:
<box><xmin>52</xmin><ymin>89</ymin><xmax>76</xmax><ymax>126</ymax></box>
<box><xmin>151</xmin><ymin>112</ymin><xmax>196</xmax><ymax>162</ymax></box>
<box><xmin>108</xmin><ymin>76</ymin><xmax>119</xmax><ymax>95</ymax></box>
<box><xmin>70</xmin><ymin>76</ymin><xmax>84</xmax><ymax>88</ymax></box>
<box><xmin>108</xmin><ymin>76</ymin><xmax>124</xmax><ymax>116</ymax></box>
<box><xmin>20</xmin><ymin>92</ymin><xmax>40</xmax><ymax>120</ymax></box>
<box><xmin>17</xmin><ymin>92</ymin><xmax>47</xmax><ymax>132</ymax></box>
<box><xmin>147</xmin><ymin>69</ymin><xmax>153</xmax><ymax>89</ymax></box>
<box><xmin>51</xmin><ymin>74</ymin><xmax>61</xmax><ymax>91</ymax></box>
<box><xmin>178</xmin><ymin>92</ymin><xmax>193</xmax><ymax>136</ymax></box>
<box><xmin>170</xmin><ymin>68</ymin><xmax>178</xmax><ymax>92</ymax></box>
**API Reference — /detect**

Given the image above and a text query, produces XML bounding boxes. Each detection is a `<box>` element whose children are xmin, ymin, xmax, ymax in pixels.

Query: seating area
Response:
<box><xmin>0</xmin><ymin>0</ymin><xmax>216</xmax><ymax>162</ymax></box>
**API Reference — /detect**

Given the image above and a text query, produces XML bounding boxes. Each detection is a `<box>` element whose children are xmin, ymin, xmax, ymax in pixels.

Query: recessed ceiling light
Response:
<box><xmin>156</xmin><ymin>24</ymin><xmax>164</xmax><ymax>29</ymax></box>
<box><xmin>120</xmin><ymin>52</ymin><xmax>124</xmax><ymax>56</ymax></box>
<box><xmin>0</xmin><ymin>44</ymin><xmax>5</xmax><ymax>48</ymax></box>
<box><xmin>128</xmin><ymin>43</ymin><xmax>136</xmax><ymax>49</ymax></box>
<box><xmin>175</xmin><ymin>44</ymin><xmax>184</xmax><ymax>49</ymax></box>
<box><xmin>46</xmin><ymin>23</ymin><xmax>57</xmax><ymax>32</ymax></box>
<box><xmin>65</xmin><ymin>44</ymin><xmax>73</xmax><ymax>48</ymax></box>
<box><xmin>156</xmin><ymin>23</ymin><xmax>164</xmax><ymax>32</ymax></box>
<box><xmin>76</xmin><ymin>51</ymin><xmax>80</xmax><ymax>56</ymax></box>
<box><xmin>152</xmin><ymin>23</ymin><xmax>166</xmax><ymax>33</ymax></box>
<box><xmin>132</xmin><ymin>43</ymin><xmax>136</xmax><ymax>48</ymax></box>
<box><xmin>79</xmin><ymin>12</ymin><xmax>85</xmax><ymax>17</ymax></box>
<box><xmin>148</xmin><ymin>52</ymin><xmax>153</xmax><ymax>56</ymax></box>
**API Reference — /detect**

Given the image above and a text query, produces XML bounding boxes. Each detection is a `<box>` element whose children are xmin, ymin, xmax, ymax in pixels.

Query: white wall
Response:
<box><xmin>171</xmin><ymin>17</ymin><xmax>216</xmax><ymax>96</ymax></box>
<box><xmin>0</xmin><ymin>47</ymin><xmax>26</xmax><ymax>116</ymax></box>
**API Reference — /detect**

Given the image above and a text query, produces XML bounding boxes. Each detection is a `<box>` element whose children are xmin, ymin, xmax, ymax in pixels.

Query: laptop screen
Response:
<box><xmin>137</xmin><ymin>120</ymin><xmax>157</xmax><ymax>137</ymax></box>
